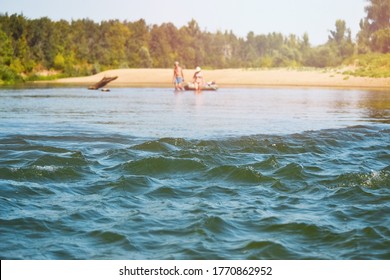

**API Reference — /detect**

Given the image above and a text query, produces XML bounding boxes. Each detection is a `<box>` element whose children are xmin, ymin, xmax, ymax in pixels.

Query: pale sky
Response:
<box><xmin>1</xmin><ymin>0</ymin><xmax>367</xmax><ymax>45</ymax></box>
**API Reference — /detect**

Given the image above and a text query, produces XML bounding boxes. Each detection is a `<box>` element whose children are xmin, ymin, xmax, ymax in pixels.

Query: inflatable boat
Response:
<box><xmin>183</xmin><ymin>82</ymin><xmax>218</xmax><ymax>91</ymax></box>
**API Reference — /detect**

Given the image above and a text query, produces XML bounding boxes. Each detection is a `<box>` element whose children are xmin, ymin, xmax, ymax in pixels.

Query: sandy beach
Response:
<box><xmin>54</xmin><ymin>68</ymin><xmax>390</xmax><ymax>89</ymax></box>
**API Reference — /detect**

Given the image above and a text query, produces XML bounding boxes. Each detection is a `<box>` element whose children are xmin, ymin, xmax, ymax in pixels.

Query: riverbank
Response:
<box><xmin>51</xmin><ymin>68</ymin><xmax>390</xmax><ymax>89</ymax></box>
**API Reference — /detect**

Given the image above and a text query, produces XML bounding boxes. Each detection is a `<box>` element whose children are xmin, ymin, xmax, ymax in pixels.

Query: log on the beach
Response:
<box><xmin>88</xmin><ymin>76</ymin><xmax>118</xmax><ymax>90</ymax></box>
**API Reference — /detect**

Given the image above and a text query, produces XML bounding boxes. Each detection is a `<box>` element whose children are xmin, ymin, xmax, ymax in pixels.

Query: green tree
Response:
<box><xmin>365</xmin><ymin>0</ymin><xmax>390</xmax><ymax>32</ymax></box>
<box><xmin>358</xmin><ymin>0</ymin><xmax>390</xmax><ymax>53</ymax></box>
<box><xmin>305</xmin><ymin>45</ymin><xmax>340</xmax><ymax>67</ymax></box>
<box><xmin>105</xmin><ymin>20</ymin><xmax>131</xmax><ymax>67</ymax></box>
<box><xmin>0</xmin><ymin>28</ymin><xmax>20</xmax><ymax>83</ymax></box>
<box><xmin>53</xmin><ymin>53</ymin><xmax>65</xmax><ymax>70</ymax></box>
<box><xmin>125</xmin><ymin>19</ymin><xmax>150</xmax><ymax>67</ymax></box>
<box><xmin>357</xmin><ymin>18</ymin><xmax>371</xmax><ymax>54</ymax></box>
<box><xmin>301</xmin><ymin>33</ymin><xmax>310</xmax><ymax>50</ymax></box>
<box><xmin>177</xmin><ymin>20</ymin><xmax>203</xmax><ymax>67</ymax></box>
<box><xmin>149</xmin><ymin>24</ymin><xmax>174</xmax><ymax>67</ymax></box>
<box><xmin>138</xmin><ymin>46</ymin><xmax>153</xmax><ymax>68</ymax></box>
<box><xmin>328</xmin><ymin>19</ymin><xmax>354</xmax><ymax>59</ymax></box>
<box><xmin>0</xmin><ymin>29</ymin><xmax>13</xmax><ymax>65</ymax></box>
<box><xmin>27</xmin><ymin>17</ymin><xmax>58</xmax><ymax>68</ymax></box>
<box><xmin>371</xmin><ymin>27</ymin><xmax>390</xmax><ymax>52</ymax></box>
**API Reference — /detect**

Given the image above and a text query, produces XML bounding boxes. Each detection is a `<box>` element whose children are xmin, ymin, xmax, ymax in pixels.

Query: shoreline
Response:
<box><xmin>48</xmin><ymin>68</ymin><xmax>389</xmax><ymax>89</ymax></box>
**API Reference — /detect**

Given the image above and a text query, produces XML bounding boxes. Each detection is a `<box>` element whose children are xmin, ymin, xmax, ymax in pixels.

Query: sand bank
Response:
<box><xmin>54</xmin><ymin>68</ymin><xmax>390</xmax><ymax>89</ymax></box>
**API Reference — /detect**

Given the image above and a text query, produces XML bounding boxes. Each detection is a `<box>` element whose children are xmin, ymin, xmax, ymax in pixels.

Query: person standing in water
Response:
<box><xmin>192</xmin><ymin>66</ymin><xmax>204</xmax><ymax>92</ymax></box>
<box><xmin>172</xmin><ymin>61</ymin><xmax>185</xmax><ymax>90</ymax></box>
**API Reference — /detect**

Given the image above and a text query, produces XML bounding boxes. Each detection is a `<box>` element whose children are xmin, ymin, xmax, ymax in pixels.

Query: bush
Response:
<box><xmin>53</xmin><ymin>53</ymin><xmax>66</xmax><ymax>70</ymax></box>
<box><xmin>343</xmin><ymin>53</ymin><xmax>390</xmax><ymax>78</ymax></box>
<box><xmin>304</xmin><ymin>46</ymin><xmax>341</xmax><ymax>68</ymax></box>
<box><xmin>0</xmin><ymin>65</ymin><xmax>22</xmax><ymax>84</ymax></box>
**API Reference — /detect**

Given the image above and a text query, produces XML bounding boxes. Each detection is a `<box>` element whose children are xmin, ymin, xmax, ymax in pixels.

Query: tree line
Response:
<box><xmin>0</xmin><ymin>0</ymin><xmax>389</xmax><ymax>83</ymax></box>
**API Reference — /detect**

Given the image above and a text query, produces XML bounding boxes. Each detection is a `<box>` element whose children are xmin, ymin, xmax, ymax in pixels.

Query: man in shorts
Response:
<box><xmin>172</xmin><ymin>61</ymin><xmax>185</xmax><ymax>90</ymax></box>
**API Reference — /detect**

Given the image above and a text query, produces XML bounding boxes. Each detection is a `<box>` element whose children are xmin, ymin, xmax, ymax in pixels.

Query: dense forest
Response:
<box><xmin>0</xmin><ymin>0</ymin><xmax>389</xmax><ymax>84</ymax></box>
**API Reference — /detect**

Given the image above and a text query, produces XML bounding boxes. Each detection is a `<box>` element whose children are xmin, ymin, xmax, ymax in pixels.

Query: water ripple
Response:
<box><xmin>1</xmin><ymin>124</ymin><xmax>389</xmax><ymax>259</ymax></box>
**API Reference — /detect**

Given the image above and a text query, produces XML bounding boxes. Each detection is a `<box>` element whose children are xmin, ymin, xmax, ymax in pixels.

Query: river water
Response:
<box><xmin>0</xmin><ymin>87</ymin><xmax>389</xmax><ymax>259</ymax></box>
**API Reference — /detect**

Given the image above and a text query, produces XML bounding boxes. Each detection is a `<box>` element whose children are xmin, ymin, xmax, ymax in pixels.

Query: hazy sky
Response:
<box><xmin>1</xmin><ymin>0</ymin><xmax>367</xmax><ymax>45</ymax></box>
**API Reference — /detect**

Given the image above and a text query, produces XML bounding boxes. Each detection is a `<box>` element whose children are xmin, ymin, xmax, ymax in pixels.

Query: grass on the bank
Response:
<box><xmin>344</xmin><ymin>53</ymin><xmax>390</xmax><ymax>78</ymax></box>
<box><xmin>0</xmin><ymin>68</ymin><xmax>66</xmax><ymax>85</ymax></box>
<box><xmin>24</xmin><ymin>73</ymin><xmax>67</xmax><ymax>82</ymax></box>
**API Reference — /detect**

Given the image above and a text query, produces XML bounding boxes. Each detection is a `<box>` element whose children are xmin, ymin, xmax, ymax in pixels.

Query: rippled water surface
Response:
<box><xmin>0</xmin><ymin>87</ymin><xmax>389</xmax><ymax>259</ymax></box>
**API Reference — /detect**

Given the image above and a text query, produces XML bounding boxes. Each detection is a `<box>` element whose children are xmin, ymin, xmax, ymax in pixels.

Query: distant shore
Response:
<box><xmin>52</xmin><ymin>68</ymin><xmax>390</xmax><ymax>89</ymax></box>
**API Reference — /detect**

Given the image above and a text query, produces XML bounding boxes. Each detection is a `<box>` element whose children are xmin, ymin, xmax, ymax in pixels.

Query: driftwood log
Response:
<box><xmin>88</xmin><ymin>76</ymin><xmax>118</xmax><ymax>90</ymax></box>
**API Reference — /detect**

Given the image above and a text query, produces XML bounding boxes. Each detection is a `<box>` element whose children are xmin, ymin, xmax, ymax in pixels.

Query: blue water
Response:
<box><xmin>0</xmin><ymin>87</ymin><xmax>389</xmax><ymax>259</ymax></box>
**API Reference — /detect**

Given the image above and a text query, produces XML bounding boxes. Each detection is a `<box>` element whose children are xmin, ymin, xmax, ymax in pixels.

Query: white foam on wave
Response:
<box><xmin>33</xmin><ymin>165</ymin><xmax>61</xmax><ymax>172</ymax></box>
